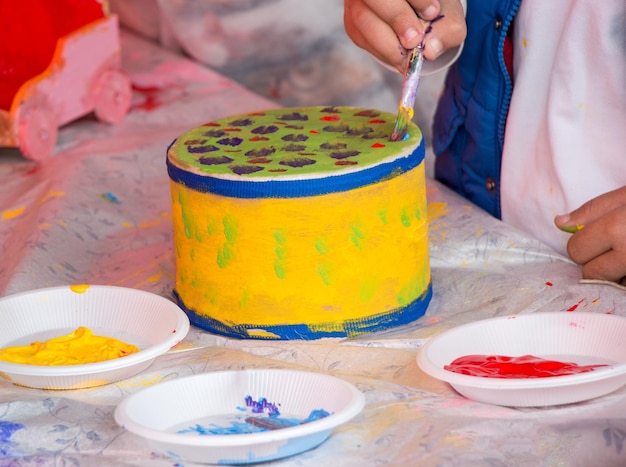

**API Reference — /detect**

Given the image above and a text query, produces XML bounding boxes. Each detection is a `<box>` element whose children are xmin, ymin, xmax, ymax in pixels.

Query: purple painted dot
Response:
<box><xmin>321</xmin><ymin>106</ymin><xmax>341</xmax><ymax>114</ymax></box>
<box><xmin>353</xmin><ymin>109</ymin><xmax>380</xmax><ymax>117</ymax></box>
<box><xmin>320</xmin><ymin>142</ymin><xmax>347</xmax><ymax>150</ymax></box>
<box><xmin>347</xmin><ymin>127</ymin><xmax>374</xmax><ymax>136</ymax></box>
<box><xmin>282</xmin><ymin>143</ymin><xmax>307</xmax><ymax>152</ymax></box>
<box><xmin>277</xmin><ymin>112</ymin><xmax>308</xmax><ymax>121</ymax></box>
<box><xmin>330</xmin><ymin>150</ymin><xmax>360</xmax><ymax>159</ymax></box>
<box><xmin>188</xmin><ymin>145</ymin><xmax>219</xmax><ymax>153</ymax></box>
<box><xmin>217</xmin><ymin>137</ymin><xmax>243</xmax><ymax>146</ymax></box>
<box><xmin>203</xmin><ymin>130</ymin><xmax>227</xmax><ymax>138</ymax></box>
<box><xmin>362</xmin><ymin>131</ymin><xmax>388</xmax><ymax>140</ymax></box>
<box><xmin>231</xmin><ymin>165</ymin><xmax>264</xmax><ymax>175</ymax></box>
<box><xmin>279</xmin><ymin>157</ymin><xmax>316</xmax><ymax>168</ymax></box>
<box><xmin>199</xmin><ymin>155</ymin><xmax>234</xmax><ymax>165</ymax></box>
<box><xmin>251</xmin><ymin>125</ymin><xmax>279</xmax><ymax>135</ymax></box>
<box><xmin>228</xmin><ymin>118</ymin><xmax>253</xmax><ymax>126</ymax></box>
<box><xmin>322</xmin><ymin>125</ymin><xmax>350</xmax><ymax>133</ymax></box>
<box><xmin>281</xmin><ymin>133</ymin><xmax>308</xmax><ymax>142</ymax></box>
<box><xmin>245</xmin><ymin>147</ymin><xmax>275</xmax><ymax>157</ymax></box>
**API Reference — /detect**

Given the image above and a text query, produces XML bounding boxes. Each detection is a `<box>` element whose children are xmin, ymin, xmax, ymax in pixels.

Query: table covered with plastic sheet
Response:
<box><xmin>1</xmin><ymin>30</ymin><xmax>626</xmax><ymax>467</ymax></box>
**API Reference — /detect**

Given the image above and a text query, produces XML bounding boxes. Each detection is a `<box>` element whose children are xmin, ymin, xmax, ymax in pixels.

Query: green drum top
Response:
<box><xmin>168</xmin><ymin>106</ymin><xmax>422</xmax><ymax>179</ymax></box>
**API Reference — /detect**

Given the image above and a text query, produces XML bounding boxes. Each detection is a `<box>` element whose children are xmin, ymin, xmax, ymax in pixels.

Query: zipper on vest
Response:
<box><xmin>496</xmin><ymin>0</ymin><xmax>521</xmax><ymax>153</ymax></box>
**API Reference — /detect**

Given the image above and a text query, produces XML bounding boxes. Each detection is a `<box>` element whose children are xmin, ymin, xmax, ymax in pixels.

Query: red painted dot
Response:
<box><xmin>335</xmin><ymin>160</ymin><xmax>358</xmax><ymax>166</ymax></box>
<box><xmin>268</xmin><ymin>169</ymin><xmax>288</xmax><ymax>172</ymax></box>
<box><xmin>368</xmin><ymin>119</ymin><xmax>386</xmax><ymax>124</ymax></box>
<box><xmin>247</xmin><ymin>157</ymin><xmax>271</xmax><ymax>164</ymax></box>
<box><xmin>310</xmin><ymin>130</ymin><xmax>320</xmax><ymax>134</ymax></box>
<box><xmin>320</xmin><ymin>115</ymin><xmax>340</xmax><ymax>121</ymax></box>
<box><xmin>250</xmin><ymin>136</ymin><xmax>269</xmax><ymax>141</ymax></box>
<box><xmin>371</xmin><ymin>142</ymin><xmax>385</xmax><ymax>148</ymax></box>
<box><xmin>545</xmin><ymin>281</ymin><xmax>553</xmax><ymax>287</ymax></box>
<box><xmin>224</xmin><ymin>128</ymin><xmax>242</xmax><ymax>132</ymax></box>
<box><xmin>202</xmin><ymin>122</ymin><xmax>221</xmax><ymax>127</ymax></box>
<box><xmin>248</xmin><ymin>112</ymin><xmax>266</xmax><ymax>116</ymax></box>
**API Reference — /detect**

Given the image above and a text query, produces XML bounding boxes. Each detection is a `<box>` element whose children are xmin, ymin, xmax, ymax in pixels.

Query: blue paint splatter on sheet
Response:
<box><xmin>101</xmin><ymin>192</ymin><xmax>121</xmax><ymax>204</ymax></box>
<box><xmin>0</xmin><ymin>420</ymin><xmax>25</xmax><ymax>458</ymax></box>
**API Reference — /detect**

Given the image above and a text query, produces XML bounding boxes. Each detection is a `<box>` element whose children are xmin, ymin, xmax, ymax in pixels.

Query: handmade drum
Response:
<box><xmin>167</xmin><ymin>106</ymin><xmax>431</xmax><ymax>339</ymax></box>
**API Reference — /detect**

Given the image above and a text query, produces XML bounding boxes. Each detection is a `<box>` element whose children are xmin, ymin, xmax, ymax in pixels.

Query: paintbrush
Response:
<box><xmin>245</xmin><ymin>416</ymin><xmax>300</xmax><ymax>430</ymax></box>
<box><xmin>390</xmin><ymin>43</ymin><xmax>425</xmax><ymax>142</ymax></box>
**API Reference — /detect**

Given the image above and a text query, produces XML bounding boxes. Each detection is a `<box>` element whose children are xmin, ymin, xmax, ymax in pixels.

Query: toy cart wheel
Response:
<box><xmin>17</xmin><ymin>104</ymin><xmax>58</xmax><ymax>162</ymax></box>
<box><xmin>94</xmin><ymin>69</ymin><xmax>131</xmax><ymax>124</ymax></box>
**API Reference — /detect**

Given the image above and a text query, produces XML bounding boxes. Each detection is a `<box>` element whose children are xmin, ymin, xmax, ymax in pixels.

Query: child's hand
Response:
<box><xmin>555</xmin><ymin>186</ymin><xmax>626</xmax><ymax>286</ymax></box>
<box><xmin>344</xmin><ymin>0</ymin><xmax>466</xmax><ymax>73</ymax></box>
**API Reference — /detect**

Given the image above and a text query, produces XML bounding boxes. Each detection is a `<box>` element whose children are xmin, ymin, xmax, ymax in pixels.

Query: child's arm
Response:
<box><xmin>344</xmin><ymin>0</ymin><xmax>466</xmax><ymax>73</ymax></box>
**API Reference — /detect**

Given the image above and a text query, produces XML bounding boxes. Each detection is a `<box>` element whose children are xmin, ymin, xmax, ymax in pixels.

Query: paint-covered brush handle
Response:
<box><xmin>399</xmin><ymin>45</ymin><xmax>424</xmax><ymax>111</ymax></box>
<box><xmin>390</xmin><ymin>44</ymin><xmax>424</xmax><ymax>142</ymax></box>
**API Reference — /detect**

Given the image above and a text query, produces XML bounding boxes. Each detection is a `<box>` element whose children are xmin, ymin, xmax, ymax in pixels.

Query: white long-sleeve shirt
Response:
<box><xmin>500</xmin><ymin>0</ymin><xmax>626</xmax><ymax>255</ymax></box>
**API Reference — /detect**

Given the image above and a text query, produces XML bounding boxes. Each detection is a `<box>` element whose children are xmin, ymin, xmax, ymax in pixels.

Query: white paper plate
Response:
<box><xmin>0</xmin><ymin>285</ymin><xmax>189</xmax><ymax>389</ymax></box>
<box><xmin>114</xmin><ymin>369</ymin><xmax>365</xmax><ymax>464</ymax></box>
<box><xmin>417</xmin><ymin>312</ymin><xmax>626</xmax><ymax>407</ymax></box>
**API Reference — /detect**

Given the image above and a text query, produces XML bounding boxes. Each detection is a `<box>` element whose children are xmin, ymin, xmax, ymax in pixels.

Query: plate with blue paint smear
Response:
<box><xmin>114</xmin><ymin>369</ymin><xmax>365</xmax><ymax>465</ymax></box>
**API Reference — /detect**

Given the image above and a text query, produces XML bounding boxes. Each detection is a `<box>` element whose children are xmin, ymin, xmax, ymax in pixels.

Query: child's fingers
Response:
<box><xmin>344</xmin><ymin>0</ymin><xmax>465</xmax><ymax>71</ymax></box>
<box><xmin>420</xmin><ymin>0</ymin><xmax>466</xmax><ymax>61</ymax></box>
<box><xmin>358</xmin><ymin>0</ymin><xmax>433</xmax><ymax>49</ymax></box>
<box><xmin>408</xmin><ymin>0</ymin><xmax>442</xmax><ymax>21</ymax></box>
<box><xmin>344</xmin><ymin>0</ymin><xmax>425</xmax><ymax>72</ymax></box>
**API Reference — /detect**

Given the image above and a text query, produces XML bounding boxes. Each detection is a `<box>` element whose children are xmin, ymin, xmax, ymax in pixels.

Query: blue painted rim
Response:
<box><xmin>166</xmin><ymin>139</ymin><xmax>425</xmax><ymax>199</ymax></box>
<box><xmin>173</xmin><ymin>284</ymin><xmax>432</xmax><ymax>340</ymax></box>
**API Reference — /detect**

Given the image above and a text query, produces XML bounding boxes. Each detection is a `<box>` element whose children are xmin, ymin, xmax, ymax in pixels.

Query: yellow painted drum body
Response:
<box><xmin>167</xmin><ymin>107</ymin><xmax>431</xmax><ymax>339</ymax></box>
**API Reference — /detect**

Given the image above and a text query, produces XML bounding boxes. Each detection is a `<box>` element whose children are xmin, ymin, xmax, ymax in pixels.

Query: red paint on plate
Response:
<box><xmin>445</xmin><ymin>354</ymin><xmax>608</xmax><ymax>378</ymax></box>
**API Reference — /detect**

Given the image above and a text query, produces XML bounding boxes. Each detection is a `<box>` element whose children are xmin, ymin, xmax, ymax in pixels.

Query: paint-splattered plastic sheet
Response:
<box><xmin>1</xmin><ymin>30</ymin><xmax>626</xmax><ymax>467</ymax></box>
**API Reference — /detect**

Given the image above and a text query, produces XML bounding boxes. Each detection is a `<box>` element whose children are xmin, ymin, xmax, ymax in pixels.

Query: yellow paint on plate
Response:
<box><xmin>0</xmin><ymin>327</ymin><xmax>139</xmax><ymax>366</ymax></box>
<box><xmin>70</xmin><ymin>284</ymin><xmax>90</xmax><ymax>294</ymax></box>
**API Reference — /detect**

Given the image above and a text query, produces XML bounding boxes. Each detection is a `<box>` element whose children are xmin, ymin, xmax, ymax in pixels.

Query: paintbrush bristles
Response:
<box><xmin>390</xmin><ymin>107</ymin><xmax>412</xmax><ymax>141</ymax></box>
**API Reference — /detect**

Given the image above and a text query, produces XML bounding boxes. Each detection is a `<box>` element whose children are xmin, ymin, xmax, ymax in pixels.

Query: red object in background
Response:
<box><xmin>0</xmin><ymin>0</ymin><xmax>131</xmax><ymax>161</ymax></box>
<box><xmin>0</xmin><ymin>0</ymin><xmax>106</xmax><ymax>110</ymax></box>
<box><xmin>445</xmin><ymin>354</ymin><xmax>609</xmax><ymax>379</ymax></box>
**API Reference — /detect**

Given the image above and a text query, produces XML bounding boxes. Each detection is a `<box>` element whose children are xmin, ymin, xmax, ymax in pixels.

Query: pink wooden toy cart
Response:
<box><xmin>0</xmin><ymin>0</ymin><xmax>131</xmax><ymax>161</ymax></box>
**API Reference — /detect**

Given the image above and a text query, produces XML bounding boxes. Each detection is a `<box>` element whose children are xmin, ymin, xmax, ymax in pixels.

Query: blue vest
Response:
<box><xmin>432</xmin><ymin>0</ymin><xmax>521</xmax><ymax>218</ymax></box>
